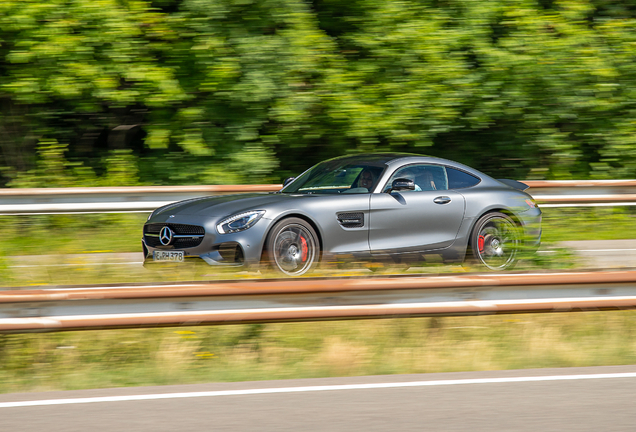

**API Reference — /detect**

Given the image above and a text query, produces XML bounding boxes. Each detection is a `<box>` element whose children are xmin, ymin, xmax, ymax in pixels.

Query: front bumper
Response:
<box><xmin>142</xmin><ymin>217</ymin><xmax>272</xmax><ymax>268</ymax></box>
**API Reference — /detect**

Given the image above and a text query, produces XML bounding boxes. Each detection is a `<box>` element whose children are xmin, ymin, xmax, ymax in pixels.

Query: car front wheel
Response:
<box><xmin>265</xmin><ymin>217</ymin><xmax>319</xmax><ymax>276</ymax></box>
<box><xmin>469</xmin><ymin>212</ymin><xmax>520</xmax><ymax>271</ymax></box>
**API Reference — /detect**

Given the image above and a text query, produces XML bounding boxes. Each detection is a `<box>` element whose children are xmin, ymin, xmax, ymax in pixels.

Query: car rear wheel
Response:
<box><xmin>469</xmin><ymin>212</ymin><xmax>520</xmax><ymax>271</ymax></box>
<box><xmin>266</xmin><ymin>217</ymin><xmax>319</xmax><ymax>276</ymax></box>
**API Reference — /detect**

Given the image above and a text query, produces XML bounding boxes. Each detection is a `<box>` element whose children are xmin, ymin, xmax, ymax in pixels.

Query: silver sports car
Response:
<box><xmin>143</xmin><ymin>153</ymin><xmax>541</xmax><ymax>275</ymax></box>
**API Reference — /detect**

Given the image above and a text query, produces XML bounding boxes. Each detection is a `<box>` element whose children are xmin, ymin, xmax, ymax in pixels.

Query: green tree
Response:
<box><xmin>1</xmin><ymin>0</ymin><xmax>636</xmax><ymax>185</ymax></box>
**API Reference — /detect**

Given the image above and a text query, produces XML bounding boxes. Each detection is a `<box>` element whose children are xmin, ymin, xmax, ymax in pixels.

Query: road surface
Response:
<box><xmin>1</xmin><ymin>365</ymin><xmax>635</xmax><ymax>432</ymax></box>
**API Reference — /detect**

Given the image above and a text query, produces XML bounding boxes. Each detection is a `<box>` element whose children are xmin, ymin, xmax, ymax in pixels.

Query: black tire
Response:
<box><xmin>265</xmin><ymin>217</ymin><xmax>319</xmax><ymax>276</ymax></box>
<box><xmin>468</xmin><ymin>212</ymin><xmax>520</xmax><ymax>271</ymax></box>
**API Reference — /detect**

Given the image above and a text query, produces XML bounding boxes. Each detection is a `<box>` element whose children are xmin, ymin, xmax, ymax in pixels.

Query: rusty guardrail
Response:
<box><xmin>524</xmin><ymin>180</ymin><xmax>636</xmax><ymax>207</ymax></box>
<box><xmin>0</xmin><ymin>184</ymin><xmax>281</xmax><ymax>215</ymax></box>
<box><xmin>0</xmin><ymin>180</ymin><xmax>635</xmax><ymax>214</ymax></box>
<box><xmin>1</xmin><ymin>270</ymin><xmax>635</xmax><ymax>333</ymax></box>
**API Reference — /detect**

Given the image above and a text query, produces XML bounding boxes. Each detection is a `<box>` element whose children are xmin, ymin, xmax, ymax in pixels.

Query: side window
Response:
<box><xmin>446</xmin><ymin>167</ymin><xmax>480</xmax><ymax>189</ymax></box>
<box><xmin>384</xmin><ymin>164</ymin><xmax>448</xmax><ymax>192</ymax></box>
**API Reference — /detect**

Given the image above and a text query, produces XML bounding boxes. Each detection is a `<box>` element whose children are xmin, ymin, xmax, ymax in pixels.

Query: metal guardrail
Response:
<box><xmin>525</xmin><ymin>180</ymin><xmax>636</xmax><ymax>207</ymax></box>
<box><xmin>1</xmin><ymin>270</ymin><xmax>635</xmax><ymax>333</ymax></box>
<box><xmin>0</xmin><ymin>180</ymin><xmax>635</xmax><ymax>215</ymax></box>
<box><xmin>0</xmin><ymin>185</ymin><xmax>281</xmax><ymax>215</ymax></box>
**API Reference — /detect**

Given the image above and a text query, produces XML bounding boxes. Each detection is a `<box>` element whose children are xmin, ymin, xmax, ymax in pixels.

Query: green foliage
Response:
<box><xmin>2</xmin><ymin>0</ymin><xmax>636</xmax><ymax>184</ymax></box>
<box><xmin>6</xmin><ymin>139</ymin><xmax>140</xmax><ymax>187</ymax></box>
<box><xmin>540</xmin><ymin>206</ymin><xmax>636</xmax><ymax>242</ymax></box>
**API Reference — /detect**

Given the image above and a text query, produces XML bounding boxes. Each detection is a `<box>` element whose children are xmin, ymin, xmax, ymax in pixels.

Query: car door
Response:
<box><xmin>368</xmin><ymin>164</ymin><xmax>465</xmax><ymax>253</ymax></box>
<box><xmin>300</xmin><ymin>194</ymin><xmax>372</xmax><ymax>254</ymax></box>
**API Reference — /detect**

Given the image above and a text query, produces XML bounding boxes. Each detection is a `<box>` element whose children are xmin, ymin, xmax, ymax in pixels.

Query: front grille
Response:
<box><xmin>337</xmin><ymin>212</ymin><xmax>364</xmax><ymax>228</ymax></box>
<box><xmin>143</xmin><ymin>223</ymin><xmax>205</xmax><ymax>249</ymax></box>
<box><xmin>144</xmin><ymin>223</ymin><xmax>205</xmax><ymax>235</ymax></box>
<box><xmin>145</xmin><ymin>237</ymin><xmax>204</xmax><ymax>248</ymax></box>
<box><xmin>145</xmin><ymin>237</ymin><xmax>164</xmax><ymax>248</ymax></box>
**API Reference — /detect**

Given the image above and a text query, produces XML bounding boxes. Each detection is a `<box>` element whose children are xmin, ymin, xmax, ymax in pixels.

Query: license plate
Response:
<box><xmin>153</xmin><ymin>250</ymin><xmax>184</xmax><ymax>262</ymax></box>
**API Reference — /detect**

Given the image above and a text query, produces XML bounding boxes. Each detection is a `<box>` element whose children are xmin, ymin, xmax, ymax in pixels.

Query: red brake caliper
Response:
<box><xmin>300</xmin><ymin>236</ymin><xmax>308</xmax><ymax>262</ymax></box>
<box><xmin>478</xmin><ymin>235</ymin><xmax>485</xmax><ymax>253</ymax></box>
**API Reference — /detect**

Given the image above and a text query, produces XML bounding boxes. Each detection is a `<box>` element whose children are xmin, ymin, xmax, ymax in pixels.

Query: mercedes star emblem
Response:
<box><xmin>159</xmin><ymin>226</ymin><xmax>173</xmax><ymax>246</ymax></box>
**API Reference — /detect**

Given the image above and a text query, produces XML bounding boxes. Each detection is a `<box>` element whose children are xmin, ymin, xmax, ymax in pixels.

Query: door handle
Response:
<box><xmin>433</xmin><ymin>196</ymin><xmax>451</xmax><ymax>204</ymax></box>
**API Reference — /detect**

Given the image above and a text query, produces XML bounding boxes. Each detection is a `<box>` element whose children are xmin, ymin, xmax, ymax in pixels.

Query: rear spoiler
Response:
<box><xmin>497</xmin><ymin>179</ymin><xmax>529</xmax><ymax>191</ymax></box>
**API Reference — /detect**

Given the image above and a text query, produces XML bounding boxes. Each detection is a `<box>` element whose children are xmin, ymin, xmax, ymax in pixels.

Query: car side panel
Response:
<box><xmin>369</xmin><ymin>190</ymin><xmax>465</xmax><ymax>253</ymax></box>
<box><xmin>263</xmin><ymin>194</ymin><xmax>372</xmax><ymax>254</ymax></box>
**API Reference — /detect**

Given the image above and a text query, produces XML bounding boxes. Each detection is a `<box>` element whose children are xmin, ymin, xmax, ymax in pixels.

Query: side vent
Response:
<box><xmin>337</xmin><ymin>212</ymin><xmax>364</xmax><ymax>228</ymax></box>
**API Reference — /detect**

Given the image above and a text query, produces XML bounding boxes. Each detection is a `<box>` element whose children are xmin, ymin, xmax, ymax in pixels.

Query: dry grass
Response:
<box><xmin>1</xmin><ymin>311</ymin><xmax>636</xmax><ymax>394</ymax></box>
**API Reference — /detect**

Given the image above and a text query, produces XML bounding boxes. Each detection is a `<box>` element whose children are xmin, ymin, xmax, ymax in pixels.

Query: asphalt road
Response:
<box><xmin>555</xmin><ymin>239</ymin><xmax>636</xmax><ymax>268</ymax></box>
<box><xmin>1</xmin><ymin>366</ymin><xmax>635</xmax><ymax>432</ymax></box>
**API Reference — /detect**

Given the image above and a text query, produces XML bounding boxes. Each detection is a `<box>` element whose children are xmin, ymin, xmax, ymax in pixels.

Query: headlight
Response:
<box><xmin>216</xmin><ymin>210</ymin><xmax>265</xmax><ymax>234</ymax></box>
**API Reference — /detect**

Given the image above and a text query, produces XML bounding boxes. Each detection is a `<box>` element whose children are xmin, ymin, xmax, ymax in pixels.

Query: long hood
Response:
<box><xmin>152</xmin><ymin>193</ymin><xmax>300</xmax><ymax>218</ymax></box>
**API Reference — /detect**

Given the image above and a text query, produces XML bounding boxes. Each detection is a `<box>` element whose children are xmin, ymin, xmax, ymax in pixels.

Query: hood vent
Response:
<box><xmin>337</xmin><ymin>212</ymin><xmax>364</xmax><ymax>228</ymax></box>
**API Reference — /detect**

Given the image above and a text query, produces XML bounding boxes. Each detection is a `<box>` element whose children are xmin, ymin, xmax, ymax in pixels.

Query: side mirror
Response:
<box><xmin>283</xmin><ymin>177</ymin><xmax>295</xmax><ymax>187</ymax></box>
<box><xmin>389</xmin><ymin>178</ymin><xmax>415</xmax><ymax>192</ymax></box>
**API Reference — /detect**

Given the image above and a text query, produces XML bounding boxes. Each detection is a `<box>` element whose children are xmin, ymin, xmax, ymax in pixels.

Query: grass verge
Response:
<box><xmin>540</xmin><ymin>206</ymin><xmax>636</xmax><ymax>242</ymax></box>
<box><xmin>0</xmin><ymin>206</ymin><xmax>634</xmax><ymax>394</ymax></box>
<box><xmin>2</xmin><ymin>205</ymin><xmax>634</xmax><ymax>286</ymax></box>
<box><xmin>0</xmin><ymin>206</ymin><xmax>634</xmax><ymax>257</ymax></box>
<box><xmin>1</xmin><ymin>311</ymin><xmax>636</xmax><ymax>394</ymax></box>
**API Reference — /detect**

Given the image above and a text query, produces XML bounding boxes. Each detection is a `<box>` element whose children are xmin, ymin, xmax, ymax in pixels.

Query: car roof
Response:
<box><xmin>325</xmin><ymin>153</ymin><xmax>494</xmax><ymax>182</ymax></box>
<box><xmin>327</xmin><ymin>153</ymin><xmax>467</xmax><ymax>168</ymax></box>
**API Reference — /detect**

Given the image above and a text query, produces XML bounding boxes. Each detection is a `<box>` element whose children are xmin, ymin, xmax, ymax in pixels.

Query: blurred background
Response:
<box><xmin>1</xmin><ymin>0</ymin><xmax>636</xmax><ymax>395</ymax></box>
<box><xmin>2</xmin><ymin>0</ymin><xmax>636</xmax><ymax>188</ymax></box>
<box><xmin>1</xmin><ymin>0</ymin><xmax>635</xmax><ymax>266</ymax></box>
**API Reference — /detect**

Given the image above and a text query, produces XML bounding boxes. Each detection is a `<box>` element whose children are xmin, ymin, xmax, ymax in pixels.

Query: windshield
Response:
<box><xmin>281</xmin><ymin>160</ymin><xmax>386</xmax><ymax>194</ymax></box>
